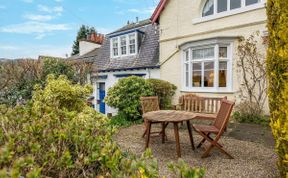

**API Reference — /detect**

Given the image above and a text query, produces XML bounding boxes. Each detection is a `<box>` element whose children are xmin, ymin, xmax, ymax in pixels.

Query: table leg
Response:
<box><xmin>161</xmin><ymin>123</ymin><xmax>165</xmax><ymax>144</ymax></box>
<box><xmin>186</xmin><ymin>120</ymin><xmax>195</xmax><ymax>150</ymax></box>
<box><xmin>173</xmin><ymin>122</ymin><xmax>181</xmax><ymax>158</ymax></box>
<box><xmin>145</xmin><ymin>121</ymin><xmax>152</xmax><ymax>149</ymax></box>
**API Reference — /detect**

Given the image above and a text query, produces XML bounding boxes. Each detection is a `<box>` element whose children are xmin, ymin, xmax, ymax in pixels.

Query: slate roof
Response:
<box><xmin>73</xmin><ymin>20</ymin><xmax>159</xmax><ymax>72</ymax></box>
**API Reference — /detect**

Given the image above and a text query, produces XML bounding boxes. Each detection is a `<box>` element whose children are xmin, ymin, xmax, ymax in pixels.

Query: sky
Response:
<box><xmin>0</xmin><ymin>0</ymin><xmax>160</xmax><ymax>59</ymax></box>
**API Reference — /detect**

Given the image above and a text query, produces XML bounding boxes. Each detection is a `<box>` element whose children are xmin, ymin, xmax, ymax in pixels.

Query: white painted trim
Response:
<box><xmin>181</xmin><ymin>39</ymin><xmax>234</xmax><ymax>93</ymax></box>
<box><xmin>110</xmin><ymin>32</ymin><xmax>138</xmax><ymax>58</ymax></box>
<box><xmin>193</xmin><ymin>1</ymin><xmax>265</xmax><ymax>24</ymax></box>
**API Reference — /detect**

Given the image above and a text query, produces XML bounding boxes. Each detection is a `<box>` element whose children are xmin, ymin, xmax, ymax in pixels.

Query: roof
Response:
<box><xmin>109</xmin><ymin>19</ymin><xmax>151</xmax><ymax>35</ymax></box>
<box><xmin>91</xmin><ymin>23</ymin><xmax>159</xmax><ymax>72</ymax></box>
<box><xmin>151</xmin><ymin>0</ymin><xmax>169</xmax><ymax>24</ymax></box>
<box><xmin>72</xmin><ymin>20</ymin><xmax>159</xmax><ymax>72</ymax></box>
<box><xmin>68</xmin><ymin>48</ymin><xmax>100</xmax><ymax>62</ymax></box>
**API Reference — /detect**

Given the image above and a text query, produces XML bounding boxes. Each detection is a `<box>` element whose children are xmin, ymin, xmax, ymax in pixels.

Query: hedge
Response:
<box><xmin>266</xmin><ymin>0</ymin><xmax>288</xmax><ymax>176</ymax></box>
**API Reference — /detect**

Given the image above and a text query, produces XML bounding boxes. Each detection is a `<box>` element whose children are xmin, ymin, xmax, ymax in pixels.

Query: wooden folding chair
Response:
<box><xmin>140</xmin><ymin>96</ymin><xmax>166</xmax><ymax>141</ymax></box>
<box><xmin>192</xmin><ymin>99</ymin><xmax>235</xmax><ymax>159</ymax></box>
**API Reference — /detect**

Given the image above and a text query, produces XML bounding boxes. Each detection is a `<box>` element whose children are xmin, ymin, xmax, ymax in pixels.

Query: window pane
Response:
<box><xmin>217</xmin><ymin>0</ymin><xmax>227</xmax><ymax>13</ymax></box>
<box><xmin>219</xmin><ymin>61</ymin><xmax>227</xmax><ymax>87</ymax></box>
<box><xmin>245</xmin><ymin>0</ymin><xmax>259</xmax><ymax>6</ymax></box>
<box><xmin>192</xmin><ymin>62</ymin><xmax>202</xmax><ymax>87</ymax></box>
<box><xmin>192</xmin><ymin>62</ymin><xmax>201</xmax><ymax>71</ymax></box>
<box><xmin>204</xmin><ymin>62</ymin><xmax>214</xmax><ymax>87</ymax></box>
<box><xmin>112</xmin><ymin>38</ymin><xmax>118</xmax><ymax>56</ymax></box>
<box><xmin>230</xmin><ymin>0</ymin><xmax>241</xmax><ymax>9</ymax></box>
<box><xmin>185</xmin><ymin>64</ymin><xmax>189</xmax><ymax>87</ymax></box>
<box><xmin>192</xmin><ymin>48</ymin><xmax>214</xmax><ymax>59</ymax></box>
<box><xmin>202</xmin><ymin>0</ymin><xmax>214</xmax><ymax>17</ymax></box>
<box><xmin>129</xmin><ymin>34</ymin><xmax>136</xmax><ymax>54</ymax></box>
<box><xmin>185</xmin><ymin>50</ymin><xmax>189</xmax><ymax>62</ymax></box>
<box><xmin>219</xmin><ymin>47</ymin><xmax>228</xmax><ymax>58</ymax></box>
<box><xmin>120</xmin><ymin>36</ymin><xmax>127</xmax><ymax>55</ymax></box>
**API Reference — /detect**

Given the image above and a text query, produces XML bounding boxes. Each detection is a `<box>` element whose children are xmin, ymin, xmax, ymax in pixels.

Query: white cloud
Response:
<box><xmin>0</xmin><ymin>21</ymin><xmax>71</xmax><ymax>34</ymax></box>
<box><xmin>23</xmin><ymin>14</ymin><xmax>53</xmax><ymax>21</ymax></box>
<box><xmin>97</xmin><ymin>27</ymin><xmax>113</xmax><ymax>34</ymax></box>
<box><xmin>34</xmin><ymin>34</ymin><xmax>46</xmax><ymax>40</ymax></box>
<box><xmin>0</xmin><ymin>5</ymin><xmax>6</xmax><ymax>9</ymax></box>
<box><xmin>21</xmin><ymin>0</ymin><xmax>33</xmax><ymax>3</ymax></box>
<box><xmin>127</xmin><ymin>7</ymin><xmax>154</xmax><ymax>14</ymax></box>
<box><xmin>0</xmin><ymin>44</ymin><xmax>71</xmax><ymax>59</ymax></box>
<box><xmin>37</xmin><ymin>4</ymin><xmax>63</xmax><ymax>15</ymax></box>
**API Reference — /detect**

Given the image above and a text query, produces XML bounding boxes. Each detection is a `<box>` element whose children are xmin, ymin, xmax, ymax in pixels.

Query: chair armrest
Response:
<box><xmin>174</xmin><ymin>104</ymin><xmax>183</xmax><ymax>110</ymax></box>
<box><xmin>194</xmin><ymin>113</ymin><xmax>217</xmax><ymax>120</ymax></box>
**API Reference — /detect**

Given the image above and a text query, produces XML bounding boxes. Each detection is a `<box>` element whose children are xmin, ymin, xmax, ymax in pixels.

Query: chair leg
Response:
<box><xmin>201</xmin><ymin>144</ymin><xmax>214</xmax><ymax>158</ymax></box>
<box><xmin>197</xmin><ymin>133</ymin><xmax>210</xmax><ymax>148</ymax></box>
<box><xmin>145</xmin><ymin>122</ymin><xmax>152</xmax><ymax>149</ymax></box>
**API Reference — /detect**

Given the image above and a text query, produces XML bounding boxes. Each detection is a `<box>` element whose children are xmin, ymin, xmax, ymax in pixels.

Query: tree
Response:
<box><xmin>236</xmin><ymin>32</ymin><xmax>267</xmax><ymax>115</ymax></box>
<box><xmin>71</xmin><ymin>25</ymin><xmax>96</xmax><ymax>55</ymax></box>
<box><xmin>267</xmin><ymin>0</ymin><xmax>288</xmax><ymax>176</ymax></box>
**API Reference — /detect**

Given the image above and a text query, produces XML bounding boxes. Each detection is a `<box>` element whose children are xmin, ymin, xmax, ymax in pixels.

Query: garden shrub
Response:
<box><xmin>0</xmin><ymin>75</ymin><xmax>159</xmax><ymax>177</ymax></box>
<box><xmin>267</xmin><ymin>0</ymin><xmax>288</xmax><ymax>176</ymax></box>
<box><xmin>147</xmin><ymin>78</ymin><xmax>177</xmax><ymax>109</ymax></box>
<box><xmin>232</xmin><ymin>101</ymin><xmax>269</xmax><ymax>126</ymax></box>
<box><xmin>168</xmin><ymin>159</ymin><xmax>205</xmax><ymax>178</ymax></box>
<box><xmin>105</xmin><ymin>76</ymin><xmax>154</xmax><ymax>121</ymax></box>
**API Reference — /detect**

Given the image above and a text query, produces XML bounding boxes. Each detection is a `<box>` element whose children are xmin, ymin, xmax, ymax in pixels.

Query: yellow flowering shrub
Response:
<box><xmin>267</xmin><ymin>0</ymin><xmax>288</xmax><ymax>176</ymax></box>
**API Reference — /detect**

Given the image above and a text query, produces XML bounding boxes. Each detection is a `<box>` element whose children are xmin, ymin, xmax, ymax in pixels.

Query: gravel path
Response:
<box><xmin>114</xmin><ymin>124</ymin><xmax>278</xmax><ymax>178</ymax></box>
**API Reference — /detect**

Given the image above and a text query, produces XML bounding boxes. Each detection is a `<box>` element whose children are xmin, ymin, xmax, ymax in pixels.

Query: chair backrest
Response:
<box><xmin>213</xmin><ymin>99</ymin><xmax>235</xmax><ymax>134</ymax></box>
<box><xmin>140</xmin><ymin>96</ymin><xmax>160</xmax><ymax>114</ymax></box>
<box><xmin>179</xmin><ymin>93</ymin><xmax>227</xmax><ymax>113</ymax></box>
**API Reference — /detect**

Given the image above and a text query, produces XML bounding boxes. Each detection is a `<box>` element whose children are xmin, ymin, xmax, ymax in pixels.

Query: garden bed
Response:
<box><xmin>114</xmin><ymin>123</ymin><xmax>277</xmax><ymax>178</ymax></box>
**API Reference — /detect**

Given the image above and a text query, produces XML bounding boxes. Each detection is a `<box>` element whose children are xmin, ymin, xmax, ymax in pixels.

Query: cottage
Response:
<box><xmin>74</xmin><ymin>19</ymin><xmax>160</xmax><ymax>115</ymax></box>
<box><xmin>151</xmin><ymin>0</ymin><xmax>268</xmax><ymax>112</ymax></box>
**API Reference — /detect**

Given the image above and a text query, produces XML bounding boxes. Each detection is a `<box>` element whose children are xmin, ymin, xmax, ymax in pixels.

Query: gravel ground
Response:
<box><xmin>114</xmin><ymin>124</ymin><xmax>278</xmax><ymax>178</ymax></box>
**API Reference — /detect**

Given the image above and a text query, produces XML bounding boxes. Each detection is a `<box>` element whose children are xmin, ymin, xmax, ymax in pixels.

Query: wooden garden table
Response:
<box><xmin>143</xmin><ymin>110</ymin><xmax>196</xmax><ymax>158</ymax></box>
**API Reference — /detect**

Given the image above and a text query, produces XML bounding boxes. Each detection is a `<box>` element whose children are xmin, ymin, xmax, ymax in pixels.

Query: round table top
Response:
<box><xmin>143</xmin><ymin>110</ymin><xmax>196</xmax><ymax>122</ymax></box>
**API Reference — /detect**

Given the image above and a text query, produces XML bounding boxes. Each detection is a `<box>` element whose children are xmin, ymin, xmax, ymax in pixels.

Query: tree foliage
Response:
<box><xmin>105</xmin><ymin>76</ymin><xmax>154</xmax><ymax>121</ymax></box>
<box><xmin>71</xmin><ymin>25</ymin><xmax>96</xmax><ymax>55</ymax></box>
<box><xmin>0</xmin><ymin>57</ymin><xmax>92</xmax><ymax>106</ymax></box>
<box><xmin>266</xmin><ymin>0</ymin><xmax>288</xmax><ymax>176</ymax></box>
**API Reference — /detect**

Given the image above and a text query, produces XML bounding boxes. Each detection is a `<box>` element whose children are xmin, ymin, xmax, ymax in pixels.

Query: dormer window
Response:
<box><xmin>202</xmin><ymin>0</ymin><xmax>262</xmax><ymax>17</ymax></box>
<box><xmin>110</xmin><ymin>32</ymin><xmax>139</xmax><ymax>58</ymax></box>
<box><xmin>112</xmin><ymin>38</ymin><xmax>118</xmax><ymax>56</ymax></box>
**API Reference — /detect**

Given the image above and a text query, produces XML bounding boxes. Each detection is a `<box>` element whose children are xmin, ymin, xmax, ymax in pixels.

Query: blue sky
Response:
<box><xmin>0</xmin><ymin>0</ymin><xmax>159</xmax><ymax>59</ymax></box>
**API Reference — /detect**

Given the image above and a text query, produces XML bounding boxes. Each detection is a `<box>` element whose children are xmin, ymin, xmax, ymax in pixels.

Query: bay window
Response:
<box><xmin>183</xmin><ymin>42</ymin><xmax>232</xmax><ymax>92</ymax></box>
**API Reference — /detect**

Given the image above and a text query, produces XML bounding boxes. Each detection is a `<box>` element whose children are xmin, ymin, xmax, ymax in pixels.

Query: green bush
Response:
<box><xmin>109</xmin><ymin>111</ymin><xmax>143</xmax><ymax>128</ymax></box>
<box><xmin>232</xmin><ymin>101</ymin><xmax>269</xmax><ymax>126</ymax></box>
<box><xmin>267</xmin><ymin>0</ymin><xmax>288</xmax><ymax>176</ymax></box>
<box><xmin>147</xmin><ymin>79</ymin><xmax>177</xmax><ymax>109</ymax></box>
<box><xmin>0</xmin><ymin>75</ymin><xmax>159</xmax><ymax>177</ymax></box>
<box><xmin>105</xmin><ymin>76</ymin><xmax>154</xmax><ymax>121</ymax></box>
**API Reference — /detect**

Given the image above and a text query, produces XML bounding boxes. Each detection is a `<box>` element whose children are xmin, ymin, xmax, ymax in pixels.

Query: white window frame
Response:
<box><xmin>110</xmin><ymin>32</ymin><xmax>138</xmax><ymax>58</ymax></box>
<box><xmin>181</xmin><ymin>40</ymin><xmax>233</xmax><ymax>93</ymax></box>
<box><xmin>193</xmin><ymin>0</ymin><xmax>266</xmax><ymax>24</ymax></box>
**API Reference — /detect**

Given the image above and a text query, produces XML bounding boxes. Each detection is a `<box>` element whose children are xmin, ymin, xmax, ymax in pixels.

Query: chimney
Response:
<box><xmin>79</xmin><ymin>31</ymin><xmax>105</xmax><ymax>56</ymax></box>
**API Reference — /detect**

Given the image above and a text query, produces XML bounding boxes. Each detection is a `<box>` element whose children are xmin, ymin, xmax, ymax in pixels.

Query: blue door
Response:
<box><xmin>99</xmin><ymin>83</ymin><xmax>106</xmax><ymax>114</ymax></box>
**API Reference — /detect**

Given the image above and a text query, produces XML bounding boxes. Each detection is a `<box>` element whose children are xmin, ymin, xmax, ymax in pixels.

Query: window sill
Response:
<box><xmin>181</xmin><ymin>88</ymin><xmax>235</xmax><ymax>94</ymax></box>
<box><xmin>192</xmin><ymin>2</ymin><xmax>265</xmax><ymax>25</ymax></box>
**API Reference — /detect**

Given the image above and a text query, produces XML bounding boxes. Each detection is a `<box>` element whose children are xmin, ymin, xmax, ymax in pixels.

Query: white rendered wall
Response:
<box><xmin>92</xmin><ymin>68</ymin><xmax>160</xmax><ymax>115</ymax></box>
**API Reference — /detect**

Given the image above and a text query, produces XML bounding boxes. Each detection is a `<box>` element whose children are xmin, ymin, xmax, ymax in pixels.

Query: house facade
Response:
<box><xmin>151</xmin><ymin>0</ymin><xmax>268</xmax><ymax>111</ymax></box>
<box><xmin>79</xmin><ymin>20</ymin><xmax>160</xmax><ymax>115</ymax></box>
